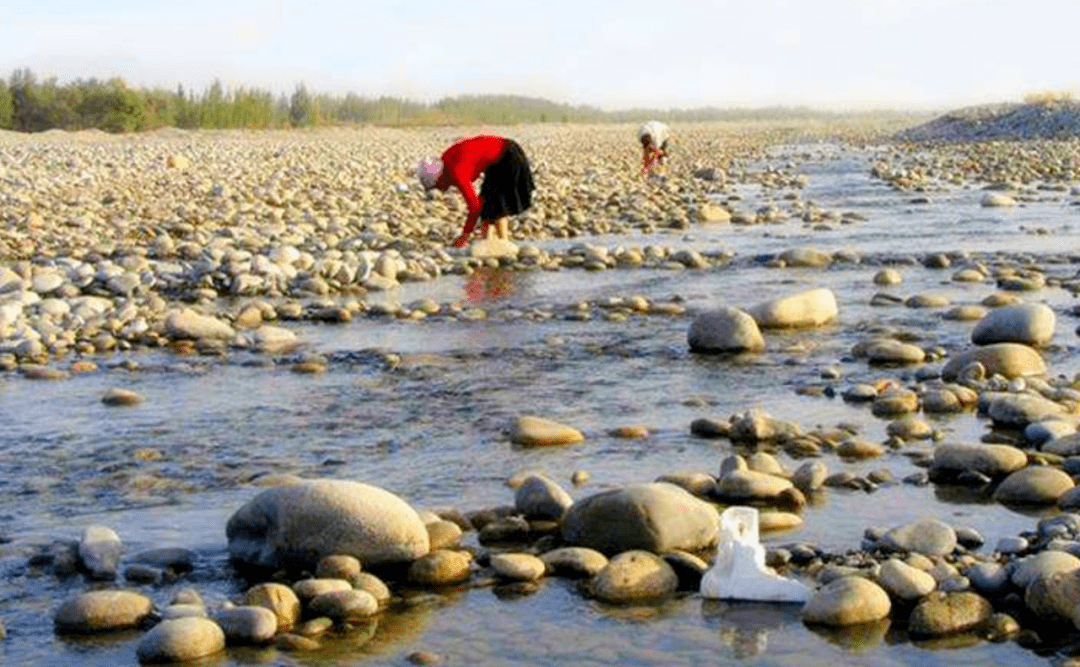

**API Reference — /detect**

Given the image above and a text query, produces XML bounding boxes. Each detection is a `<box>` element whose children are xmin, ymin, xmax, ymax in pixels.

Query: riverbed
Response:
<box><xmin>2</xmin><ymin>128</ymin><xmax>1080</xmax><ymax>666</ymax></box>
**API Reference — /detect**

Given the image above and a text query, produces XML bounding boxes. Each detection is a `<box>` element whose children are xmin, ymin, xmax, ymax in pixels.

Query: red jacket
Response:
<box><xmin>434</xmin><ymin>135</ymin><xmax>509</xmax><ymax>233</ymax></box>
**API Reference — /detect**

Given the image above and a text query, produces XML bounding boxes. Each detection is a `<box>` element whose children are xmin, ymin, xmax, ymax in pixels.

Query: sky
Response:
<box><xmin>3</xmin><ymin>0</ymin><xmax>1079</xmax><ymax>112</ymax></box>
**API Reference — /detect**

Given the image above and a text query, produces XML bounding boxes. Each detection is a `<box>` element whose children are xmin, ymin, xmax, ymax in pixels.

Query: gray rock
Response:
<box><xmin>994</xmin><ymin>536</ymin><xmax>1030</xmax><ymax>555</ymax></box>
<box><xmin>983</xmin><ymin>392</ymin><xmax>1068</xmax><ymax>428</ymax></box>
<box><xmin>964</xmin><ymin>561</ymin><xmax>1011</xmax><ymax>597</ymax></box>
<box><xmin>560</xmin><ymin>483</ymin><xmax>719</xmax><ymax>556</ymax></box>
<box><xmin>931</xmin><ymin>443</ymin><xmax>1027</xmax><ymax>478</ymax></box>
<box><xmin>129</xmin><ymin>547</ymin><xmax>196</xmax><ymax>573</ymax></box>
<box><xmin>135</xmin><ymin>617</ymin><xmax>225</xmax><ymax>664</ymax></box>
<box><xmin>881</xmin><ymin>519</ymin><xmax>957</xmax><ymax>556</ymax></box>
<box><xmin>226</xmin><ymin>479</ymin><xmax>430</xmax><ymax>570</ymax></box>
<box><xmin>1044</xmin><ymin>433</ymin><xmax>1080</xmax><ymax>457</ymax></box>
<box><xmin>514</xmin><ymin>473</ymin><xmax>573</xmax><ymax>520</ymax></box>
<box><xmin>687</xmin><ymin>307</ymin><xmax>764</xmax><ymax>353</ymax></box>
<box><xmin>214</xmin><ymin>606</ymin><xmax>278</xmax><ymax>644</ymax></box>
<box><xmin>971</xmin><ymin>303</ymin><xmax>1055</xmax><ymax>347</ymax></box>
<box><xmin>1010</xmin><ymin>550</ymin><xmax>1080</xmax><ymax>588</ymax></box>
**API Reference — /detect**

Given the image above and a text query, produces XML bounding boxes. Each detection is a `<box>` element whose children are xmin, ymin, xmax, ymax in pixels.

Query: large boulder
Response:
<box><xmin>971</xmin><ymin>303</ymin><xmax>1055</xmax><ymax>347</ymax></box>
<box><xmin>931</xmin><ymin>443</ymin><xmax>1028</xmax><ymax>479</ymax></box>
<box><xmin>226</xmin><ymin>479</ymin><xmax>430</xmax><ymax>570</ymax></box>
<box><xmin>687</xmin><ymin>307</ymin><xmax>765</xmax><ymax>353</ymax></box>
<box><xmin>560</xmin><ymin>483</ymin><xmax>720</xmax><ymax>556</ymax></box>
<box><xmin>747</xmin><ymin>288</ymin><xmax>838</xmax><ymax>329</ymax></box>
<box><xmin>941</xmin><ymin>343</ymin><xmax>1047</xmax><ymax>380</ymax></box>
<box><xmin>993</xmin><ymin>467</ymin><xmax>1075</xmax><ymax>506</ymax></box>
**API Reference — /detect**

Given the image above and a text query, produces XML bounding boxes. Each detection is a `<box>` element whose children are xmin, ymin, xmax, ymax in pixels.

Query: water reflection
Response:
<box><xmin>700</xmin><ymin>599</ymin><xmax>805</xmax><ymax>658</ymax></box>
<box><xmin>463</xmin><ymin>266</ymin><xmax>528</xmax><ymax>303</ymax></box>
<box><xmin>804</xmin><ymin>618</ymin><xmax>891</xmax><ymax>652</ymax></box>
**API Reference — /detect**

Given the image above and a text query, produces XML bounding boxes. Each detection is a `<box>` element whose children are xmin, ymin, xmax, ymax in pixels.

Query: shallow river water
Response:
<box><xmin>3</xmin><ymin>142</ymin><xmax>1080</xmax><ymax>666</ymax></box>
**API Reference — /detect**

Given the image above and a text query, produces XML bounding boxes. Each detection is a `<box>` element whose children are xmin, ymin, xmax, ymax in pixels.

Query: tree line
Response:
<box><xmin>0</xmin><ymin>67</ymin><xmax>865</xmax><ymax>134</ymax></box>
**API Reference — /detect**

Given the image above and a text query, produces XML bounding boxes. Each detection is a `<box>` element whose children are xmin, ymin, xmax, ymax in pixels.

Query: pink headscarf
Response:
<box><xmin>417</xmin><ymin>157</ymin><xmax>443</xmax><ymax>189</ymax></box>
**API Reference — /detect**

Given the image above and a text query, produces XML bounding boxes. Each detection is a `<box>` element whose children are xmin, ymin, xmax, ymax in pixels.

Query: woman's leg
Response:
<box><xmin>496</xmin><ymin>217</ymin><xmax>508</xmax><ymax>240</ymax></box>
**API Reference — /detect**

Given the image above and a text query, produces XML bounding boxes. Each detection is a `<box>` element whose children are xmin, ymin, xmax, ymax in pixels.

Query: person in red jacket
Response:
<box><xmin>417</xmin><ymin>135</ymin><xmax>535</xmax><ymax>248</ymax></box>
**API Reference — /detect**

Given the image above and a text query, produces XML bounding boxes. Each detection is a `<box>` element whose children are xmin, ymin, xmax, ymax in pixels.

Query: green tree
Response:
<box><xmin>289</xmin><ymin>83</ymin><xmax>318</xmax><ymax>126</ymax></box>
<box><xmin>0</xmin><ymin>78</ymin><xmax>12</xmax><ymax>130</ymax></box>
<box><xmin>75</xmin><ymin>78</ymin><xmax>147</xmax><ymax>132</ymax></box>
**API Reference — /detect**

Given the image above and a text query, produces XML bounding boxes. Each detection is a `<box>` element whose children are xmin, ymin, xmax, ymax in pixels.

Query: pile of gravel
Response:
<box><xmin>896</xmin><ymin>101</ymin><xmax>1080</xmax><ymax>142</ymax></box>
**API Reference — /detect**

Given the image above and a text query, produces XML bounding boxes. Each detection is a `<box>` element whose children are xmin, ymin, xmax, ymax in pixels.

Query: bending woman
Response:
<box><xmin>417</xmin><ymin>136</ymin><xmax>535</xmax><ymax>248</ymax></box>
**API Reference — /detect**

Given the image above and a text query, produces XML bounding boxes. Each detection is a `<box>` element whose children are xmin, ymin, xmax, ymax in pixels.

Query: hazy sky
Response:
<box><xmin>4</xmin><ymin>0</ymin><xmax>1078</xmax><ymax>111</ymax></box>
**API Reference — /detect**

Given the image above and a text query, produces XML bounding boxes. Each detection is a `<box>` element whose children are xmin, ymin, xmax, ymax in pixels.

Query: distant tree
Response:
<box><xmin>75</xmin><ymin>77</ymin><xmax>147</xmax><ymax>132</ymax></box>
<box><xmin>0</xmin><ymin>78</ymin><xmax>12</xmax><ymax>129</ymax></box>
<box><xmin>289</xmin><ymin>83</ymin><xmax>319</xmax><ymax>126</ymax></box>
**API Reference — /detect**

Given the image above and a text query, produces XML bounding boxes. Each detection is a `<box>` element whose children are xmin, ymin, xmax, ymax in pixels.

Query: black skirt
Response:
<box><xmin>479</xmin><ymin>139</ymin><xmax>534</xmax><ymax>220</ymax></box>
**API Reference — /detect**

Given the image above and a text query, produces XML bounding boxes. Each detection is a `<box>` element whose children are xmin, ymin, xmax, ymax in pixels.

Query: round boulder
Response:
<box><xmin>560</xmin><ymin>483</ymin><xmax>720</xmax><ymax>556</ymax></box>
<box><xmin>687</xmin><ymin>307</ymin><xmax>765</xmax><ymax>353</ymax></box>
<box><xmin>971</xmin><ymin>303</ymin><xmax>1055</xmax><ymax>347</ymax></box>
<box><xmin>136</xmin><ymin>617</ymin><xmax>225</xmax><ymax>664</ymax></box>
<box><xmin>941</xmin><ymin>343</ymin><xmax>1047</xmax><ymax>380</ymax></box>
<box><xmin>747</xmin><ymin>288</ymin><xmax>838</xmax><ymax>329</ymax></box>
<box><xmin>54</xmin><ymin>590</ymin><xmax>154</xmax><ymax>634</ymax></box>
<box><xmin>514</xmin><ymin>473</ymin><xmax>573</xmax><ymax>520</ymax></box>
<box><xmin>993</xmin><ymin>466</ymin><xmax>1075</xmax><ymax>505</ymax></box>
<box><xmin>907</xmin><ymin>591</ymin><xmax>993</xmax><ymax>637</ymax></box>
<box><xmin>214</xmin><ymin>606</ymin><xmax>278</xmax><ymax>644</ymax></box>
<box><xmin>931</xmin><ymin>443</ymin><xmax>1028</xmax><ymax>479</ymax></box>
<box><xmin>880</xmin><ymin>518</ymin><xmax>957</xmax><ymax>556</ymax></box>
<box><xmin>802</xmin><ymin>576</ymin><xmax>891</xmax><ymax>626</ymax></box>
<box><xmin>226</xmin><ymin>479</ymin><xmax>430</xmax><ymax>570</ymax></box>
<box><xmin>588</xmin><ymin>550</ymin><xmax>678</xmax><ymax>603</ymax></box>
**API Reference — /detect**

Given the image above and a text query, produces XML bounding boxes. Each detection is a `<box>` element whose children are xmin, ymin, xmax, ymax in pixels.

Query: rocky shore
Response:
<box><xmin>5</xmin><ymin>120</ymin><xmax>1080</xmax><ymax>664</ymax></box>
